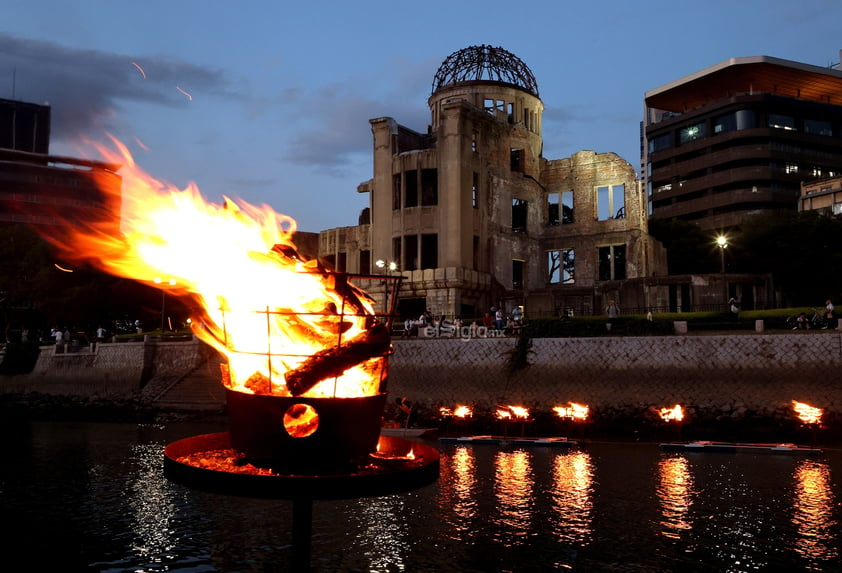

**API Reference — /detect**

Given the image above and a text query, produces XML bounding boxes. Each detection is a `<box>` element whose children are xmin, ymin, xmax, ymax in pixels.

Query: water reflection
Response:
<box><xmin>437</xmin><ymin>446</ymin><xmax>479</xmax><ymax>541</ymax></box>
<box><xmin>355</xmin><ymin>495</ymin><xmax>410</xmax><ymax>572</ymax></box>
<box><xmin>549</xmin><ymin>450</ymin><xmax>594</xmax><ymax>545</ymax></box>
<box><xmin>492</xmin><ymin>450</ymin><xmax>534</xmax><ymax>544</ymax></box>
<box><xmin>656</xmin><ymin>455</ymin><xmax>695</xmax><ymax>540</ymax></box>
<box><xmin>791</xmin><ymin>458</ymin><xmax>838</xmax><ymax>564</ymax></box>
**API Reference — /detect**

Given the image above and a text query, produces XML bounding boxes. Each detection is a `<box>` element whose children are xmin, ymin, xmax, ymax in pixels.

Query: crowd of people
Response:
<box><xmin>400</xmin><ymin>305</ymin><xmax>524</xmax><ymax>338</ymax></box>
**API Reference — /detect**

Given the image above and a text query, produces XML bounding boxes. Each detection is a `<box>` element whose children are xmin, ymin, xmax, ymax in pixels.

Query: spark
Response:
<box><xmin>54</xmin><ymin>264</ymin><xmax>74</xmax><ymax>272</ymax></box>
<box><xmin>134</xmin><ymin>137</ymin><xmax>150</xmax><ymax>151</ymax></box>
<box><xmin>176</xmin><ymin>86</ymin><xmax>193</xmax><ymax>101</ymax></box>
<box><xmin>131</xmin><ymin>62</ymin><xmax>147</xmax><ymax>79</ymax></box>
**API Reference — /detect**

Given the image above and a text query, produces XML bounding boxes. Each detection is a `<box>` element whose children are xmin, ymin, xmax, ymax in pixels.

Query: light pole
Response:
<box><xmin>716</xmin><ymin>236</ymin><xmax>728</xmax><ymax>309</ymax></box>
<box><xmin>154</xmin><ymin>277</ymin><xmax>176</xmax><ymax>332</ymax></box>
<box><xmin>375</xmin><ymin>259</ymin><xmax>398</xmax><ymax>316</ymax></box>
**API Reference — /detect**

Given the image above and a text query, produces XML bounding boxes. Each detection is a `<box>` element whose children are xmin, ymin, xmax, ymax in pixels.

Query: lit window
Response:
<box><xmin>769</xmin><ymin>114</ymin><xmax>796</xmax><ymax>131</ymax></box>
<box><xmin>786</xmin><ymin>163</ymin><xmax>799</xmax><ymax>174</ymax></box>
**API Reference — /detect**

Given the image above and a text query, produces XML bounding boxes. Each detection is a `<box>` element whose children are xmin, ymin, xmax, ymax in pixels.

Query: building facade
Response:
<box><xmin>643</xmin><ymin>55</ymin><xmax>842</xmax><ymax>230</ymax></box>
<box><xmin>800</xmin><ymin>175</ymin><xmax>842</xmax><ymax>215</ymax></box>
<box><xmin>319</xmin><ymin>46</ymin><xmax>668</xmax><ymax>321</ymax></box>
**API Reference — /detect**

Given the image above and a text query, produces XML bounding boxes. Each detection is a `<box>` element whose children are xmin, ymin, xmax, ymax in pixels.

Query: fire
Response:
<box><xmin>440</xmin><ymin>405</ymin><xmax>473</xmax><ymax>418</ymax></box>
<box><xmin>496</xmin><ymin>405</ymin><xmax>530</xmax><ymax>420</ymax></box>
<box><xmin>659</xmin><ymin>405</ymin><xmax>684</xmax><ymax>423</ymax></box>
<box><xmin>553</xmin><ymin>402</ymin><xmax>589</xmax><ymax>421</ymax></box>
<box><xmin>453</xmin><ymin>405</ymin><xmax>473</xmax><ymax>418</ymax></box>
<box><xmin>40</xmin><ymin>137</ymin><xmax>386</xmax><ymax>399</ymax></box>
<box><xmin>793</xmin><ymin>401</ymin><xmax>823</xmax><ymax>425</ymax></box>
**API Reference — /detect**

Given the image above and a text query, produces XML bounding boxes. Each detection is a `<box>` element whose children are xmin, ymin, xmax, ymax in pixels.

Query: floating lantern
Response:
<box><xmin>658</xmin><ymin>405</ymin><xmax>684</xmax><ymax>423</ymax></box>
<box><xmin>553</xmin><ymin>402</ymin><xmax>589</xmax><ymax>421</ymax></box>
<box><xmin>792</xmin><ymin>401</ymin><xmax>823</xmax><ymax>426</ymax></box>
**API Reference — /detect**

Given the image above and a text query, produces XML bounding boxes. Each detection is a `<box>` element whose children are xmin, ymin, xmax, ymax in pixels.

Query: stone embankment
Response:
<box><xmin>2</xmin><ymin>332</ymin><xmax>840</xmax><ymax>439</ymax></box>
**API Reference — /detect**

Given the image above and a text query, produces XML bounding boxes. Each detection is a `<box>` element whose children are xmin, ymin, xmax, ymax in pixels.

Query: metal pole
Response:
<box><xmin>161</xmin><ymin>289</ymin><xmax>166</xmax><ymax>332</ymax></box>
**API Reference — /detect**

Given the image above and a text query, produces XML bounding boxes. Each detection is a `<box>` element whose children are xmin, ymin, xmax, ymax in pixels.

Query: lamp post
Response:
<box><xmin>716</xmin><ymin>235</ymin><xmax>728</xmax><ymax>309</ymax></box>
<box><xmin>375</xmin><ymin>259</ymin><xmax>398</xmax><ymax>316</ymax></box>
<box><xmin>154</xmin><ymin>277</ymin><xmax>176</xmax><ymax>332</ymax></box>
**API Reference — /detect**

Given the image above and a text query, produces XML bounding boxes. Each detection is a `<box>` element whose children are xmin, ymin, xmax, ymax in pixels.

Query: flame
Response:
<box><xmin>793</xmin><ymin>401</ymin><xmax>823</xmax><ymax>425</ymax></box>
<box><xmin>440</xmin><ymin>405</ymin><xmax>473</xmax><ymax>418</ymax></box>
<box><xmin>496</xmin><ymin>404</ymin><xmax>530</xmax><ymax>420</ymax></box>
<box><xmin>553</xmin><ymin>402</ymin><xmax>589</xmax><ymax>421</ymax></box>
<box><xmin>454</xmin><ymin>405</ymin><xmax>473</xmax><ymax>418</ymax></box>
<box><xmin>659</xmin><ymin>404</ymin><xmax>684</xmax><ymax>423</ymax></box>
<box><xmin>39</xmin><ymin>137</ymin><xmax>385</xmax><ymax>398</ymax></box>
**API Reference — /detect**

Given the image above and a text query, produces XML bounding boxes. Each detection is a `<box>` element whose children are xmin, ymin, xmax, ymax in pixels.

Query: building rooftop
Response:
<box><xmin>645</xmin><ymin>56</ymin><xmax>842</xmax><ymax>113</ymax></box>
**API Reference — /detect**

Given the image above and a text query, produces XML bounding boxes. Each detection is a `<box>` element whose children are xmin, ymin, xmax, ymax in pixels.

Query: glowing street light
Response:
<box><xmin>716</xmin><ymin>235</ymin><xmax>728</xmax><ymax>307</ymax></box>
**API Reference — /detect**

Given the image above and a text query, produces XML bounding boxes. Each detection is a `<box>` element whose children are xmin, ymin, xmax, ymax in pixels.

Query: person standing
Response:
<box><xmin>825</xmin><ymin>299</ymin><xmax>835</xmax><ymax>329</ymax></box>
<box><xmin>605</xmin><ymin>300</ymin><xmax>620</xmax><ymax>331</ymax></box>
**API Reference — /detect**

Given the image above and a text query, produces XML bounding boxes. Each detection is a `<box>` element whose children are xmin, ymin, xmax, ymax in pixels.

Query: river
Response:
<box><xmin>2</xmin><ymin>420</ymin><xmax>840</xmax><ymax>572</ymax></box>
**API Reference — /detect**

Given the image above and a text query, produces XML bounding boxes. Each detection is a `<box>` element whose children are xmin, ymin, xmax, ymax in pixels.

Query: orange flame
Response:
<box><xmin>553</xmin><ymin>402</ymin><xmax>589</xmax><ymax>421</ymax></box>
<box><xmin>440</xmin><ymin>405</ymin><xmax>473</xmax><ymax>418</ymax></box>
<box><xmin>793</xmin><ymin>401</ymin><xmax>823</xmax><ymax>425</ymax></box>
<box><xmin>40</xmin><ymin>137</ymin><xmax>384</xmax><ymax>398</ymax></box>
<box><xmin>496</xmin><ymin>405</ymin><xmax>530</xmax><ymax>420</ymax></box>
<box><xmin>659</xmin><ymin>404</ymin><xmax>684</xmax><ymax>423</ymax></box>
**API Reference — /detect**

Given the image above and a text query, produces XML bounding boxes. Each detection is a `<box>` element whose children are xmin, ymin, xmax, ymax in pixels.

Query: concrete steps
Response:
<box><xmin>152</xmin><ymin>352</ymin><xmax>227</xmax><ymax>411</ymax></box>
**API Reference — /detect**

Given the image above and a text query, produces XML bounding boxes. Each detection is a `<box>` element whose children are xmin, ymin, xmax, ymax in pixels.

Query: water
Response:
<box><xmin>2</xmin><ymin>420</ymin><xmax>841</xmax><ymax>572</ymax></box>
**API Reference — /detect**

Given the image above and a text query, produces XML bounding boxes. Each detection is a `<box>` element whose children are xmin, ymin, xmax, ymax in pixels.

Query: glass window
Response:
<box><xmin>548</xmin><ymin>249</ymin><xmax>575</xmax><ymax>285</ymax></box>
<box><xmin>472</xmin><ymin>173</ymin><xmax>479</xmax><ymax>208</ymax></box>
<box><xmin>805</xmin><ymin>119</ymin><xmax>832</xmax><ymax>136</ymax></box>
<box><xmin>679</xmin><ymin>122</ymin><xmax>706</xmax><ymax>144</ymax></box>
<box><xmin>649</xmin><ymin>133</ymin><xmax>671</xmax><ymax>153</ymax></box>
<box><xmin>769</xmin><ymin>114</ymin><xmax>796</xmax><ymax>131</ymax></box>
<box><xmin>597</xmin><ymin>184</ymin><xmax>625</xmax><ymax>221</ymax></box>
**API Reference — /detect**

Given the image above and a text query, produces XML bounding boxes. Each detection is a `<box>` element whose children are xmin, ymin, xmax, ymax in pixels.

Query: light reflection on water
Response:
<box><xmin>791</xmin><ymin>459</ymin><xmax>838</xmax><ymax>565</ymax></box>
<box><xmin>657</xmin><ymin>455</ymin><xmax>695</xmax><ymax>540</ymax></box>
<box><xmin>4</xmin><ymin>421</ymin><xmax>842</xmax><ymax>572</ymax></box>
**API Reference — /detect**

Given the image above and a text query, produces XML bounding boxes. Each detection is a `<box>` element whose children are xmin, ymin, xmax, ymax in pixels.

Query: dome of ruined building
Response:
<box><xmin>431</xmin><ymin>45</ymin><xmax>539</xmax><ymax>98</ymax></box>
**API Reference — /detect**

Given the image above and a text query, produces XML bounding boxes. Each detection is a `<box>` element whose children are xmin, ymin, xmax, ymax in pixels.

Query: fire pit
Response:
<box><xmin>35</xmin><ymin>139</ymin><xmax>440</xmax><ymax>569</ymax></box>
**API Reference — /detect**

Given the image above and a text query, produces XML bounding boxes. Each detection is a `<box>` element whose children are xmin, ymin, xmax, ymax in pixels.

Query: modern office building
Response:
<box><xmin>800</xmin><ymin>174</ymin><xmax>842</xmax><ymax>215</ymax></box>
<box><xmin>643</xmin><ymin>55</ymin><xmax>842</xmax><ymax>230</ymax></box>
<box><xmin>320</xmin><ymin>46</ymin><xmax>668</xmax><ymax>320</ymax></box>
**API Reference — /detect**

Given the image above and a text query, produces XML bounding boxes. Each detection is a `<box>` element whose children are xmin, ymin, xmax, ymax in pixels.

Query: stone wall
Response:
<box><xmin>388</xmin><ymin>334</ymin><xmax>842</xmax><ymax>415</ymax></box>
<box><xmin>3</xmin><ymin>333</ymin><xmax>840</xmax><ymax>419</ymax></box>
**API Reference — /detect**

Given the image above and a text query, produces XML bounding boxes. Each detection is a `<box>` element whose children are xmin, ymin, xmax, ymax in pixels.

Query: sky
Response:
<box><xmin>2</xmin><ymin>0</ymin><xmax>841</xmax><ymax>233</ymax></box>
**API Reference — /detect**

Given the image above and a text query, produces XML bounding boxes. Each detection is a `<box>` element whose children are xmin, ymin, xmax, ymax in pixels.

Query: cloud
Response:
<box><xmin>0</xmin><ymin>33</ymin><xmax>232</xmax><ymax>143</ymax></box>
<box><xmin>280</xmin><ymin>57</ymin><xmax>433</xmax><ymax>171</ymax></box>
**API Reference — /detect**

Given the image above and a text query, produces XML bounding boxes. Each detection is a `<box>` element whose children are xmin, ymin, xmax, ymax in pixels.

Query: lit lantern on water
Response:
<box><xmin>553</xmin><ymin>402</ymin><xmax>589</xmax><ymax>421</ymax></box>
<box><xmin>658</xmin><ymin>405</ymin><xmax>684</xmax><ymax>423</ymax></box>
<box><xmin>793</xmin><ymin>401</ymin><xmax>823</xmax><ymax>426</ymax></box>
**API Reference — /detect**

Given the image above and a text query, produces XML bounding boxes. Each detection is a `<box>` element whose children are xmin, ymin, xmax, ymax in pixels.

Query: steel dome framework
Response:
<box><xmin>431</xmin><ymin>45</ymin><xmax>539</xmax><ymax>98</ymax></box>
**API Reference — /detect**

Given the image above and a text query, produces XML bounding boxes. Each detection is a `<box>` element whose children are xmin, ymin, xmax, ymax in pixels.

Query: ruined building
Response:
<box><xmin>319</xmin><ymin>46</ymin><xmax>668</xmax><ymax>320</ymax></box>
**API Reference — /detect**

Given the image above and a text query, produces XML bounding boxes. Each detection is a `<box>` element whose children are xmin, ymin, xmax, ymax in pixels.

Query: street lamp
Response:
<box><xmin>375</xmin><ymin>259</ymin><xmax>399</xmax><ymax>317</ymax></box>
<box><xmin>154</xmin><ymin>277</ymin><xmax>176</xmax><ymax>332</ymax></box>
<box><xmin>716</xmin><ymin>235</ymin><xmax>728</xmax><ymax>308</ymax></box>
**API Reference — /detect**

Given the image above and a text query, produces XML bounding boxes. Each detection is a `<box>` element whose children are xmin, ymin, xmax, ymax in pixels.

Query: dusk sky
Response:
<box><xmin>2</xmin><ymin>0</ymin><xmax>841</xmax><ymax>232</ymax></box>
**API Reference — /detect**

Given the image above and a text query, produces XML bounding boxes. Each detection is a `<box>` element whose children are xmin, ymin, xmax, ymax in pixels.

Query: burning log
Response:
<box><xmin>285</xmin><ymin>323</ymin><xmax>390</xmax><ymax>396</ymax></box>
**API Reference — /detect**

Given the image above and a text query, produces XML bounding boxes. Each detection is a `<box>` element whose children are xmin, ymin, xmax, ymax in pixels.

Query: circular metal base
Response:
<box><xmin>164</xmin><ymin>432</ymin><xmax>439</xmax><ymax>500</ymax></box>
